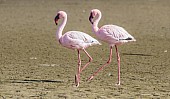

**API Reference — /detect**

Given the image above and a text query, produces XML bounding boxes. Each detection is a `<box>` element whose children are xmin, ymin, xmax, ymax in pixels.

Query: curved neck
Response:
<box><xmin>92</xmin><ymin>12</ymin><xmax>101</xmax><ymax>33</ymax></box>
<box><xmin>56</xmin><ymin>15</ymin><xmax>67</xmax><ymax>40</ymax></box>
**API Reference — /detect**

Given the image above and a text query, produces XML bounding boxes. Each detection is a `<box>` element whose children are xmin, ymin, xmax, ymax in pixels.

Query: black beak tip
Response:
<box><xmin>54</xmin><ymin>14</ymin><xmax>60</xmax><ymax>25</ymax></box>
<box><xmin>89</xmin><ymin>17</ymin><xmax>94</xmax><ymax>24</ymax></box>
<box><xmin>55</xmin><ymin>22</ymin><xmax>58</xmax><ymax>25</ymax></box>
<box><xmin>90</xmin><ymin>21</ymin><xmax>93</xmax><ymax>24</ymax></box>
<box><xmin>54</xmin><ymin>19</ymin><xmax>58</xmax><ymax>25</ymax></box>
<box><xmin>89</xmin><ymin>12</ymin><xmax>94</xmax><ymax>24</ymax></box>
<box><xmin>91</xmin><ymin>21</ymin><xmax>94</xmax><ymax>24</ymax></box>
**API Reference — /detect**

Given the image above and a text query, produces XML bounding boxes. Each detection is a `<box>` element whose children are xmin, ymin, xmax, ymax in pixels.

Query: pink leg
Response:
<box><xmin>75</xmin><ymin>50</ymin><xmax>81</xmax><ymax>87</ymax></box>
<box><xmin>75</xmin><ymin>49</ymin><xmax>92</xmax><ymax>87</ymax></box>
<box><xmin>80</xmin><ymin>49</ymin><xmax>93</xmax><ymax>73</ymax></box>
<box><xmin>115</xmin><ymin>45</ymin><xmax>120</xmax><ymax>85</ymax></box>
<box><xmin>88</xmin><ymin>46</ymin><xmax>113</xmax><ymax>81</ymax></box>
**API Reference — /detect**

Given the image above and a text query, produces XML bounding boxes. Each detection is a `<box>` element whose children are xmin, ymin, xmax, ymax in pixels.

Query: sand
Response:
<box><xmin>0</xmin><ymin>0</ymin><xmax>170</xmax><ymax>98</ymax></box>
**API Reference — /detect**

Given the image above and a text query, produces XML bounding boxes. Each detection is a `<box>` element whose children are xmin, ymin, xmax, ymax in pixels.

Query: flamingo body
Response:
<box><xmin>97</xmin><ymin>25</ymin><xmax>136</xmax><ymax>46</ymax></box>
<box><xmin>60</xmin><ymin>31</ymin><xmax>100</xmax><ymax>50</ymax></box>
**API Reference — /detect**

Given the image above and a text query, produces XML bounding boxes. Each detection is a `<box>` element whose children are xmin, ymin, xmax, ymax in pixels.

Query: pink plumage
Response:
<box><xmin>59</xmin><ymin>31</ymin><xmax>100</xmax><ymax>50</ymax></box>
<box><xmin>88</xmin><ymin>9</ymin><xmax>136</xmax><ymax>85</ymax></box>
<box><xmin>54</xmin><ymin>11</ymin><xmax>101</xmax><ymax>87</ymax></box>
<box><xmin>97</xmin><ymin>25</ymin><xmax>136</xmax><ymax>46</ymax></box>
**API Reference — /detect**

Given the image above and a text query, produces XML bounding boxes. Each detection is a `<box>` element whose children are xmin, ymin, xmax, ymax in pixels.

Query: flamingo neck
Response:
<box><xmin>56</xmin><ymin>15</ymin><xmax>67</xmax><ymax>40</ymax></box>
<box><xmin>92</xmin><ymin>12</ymin><xmax>101</xmax><ymax>33</ymax></box>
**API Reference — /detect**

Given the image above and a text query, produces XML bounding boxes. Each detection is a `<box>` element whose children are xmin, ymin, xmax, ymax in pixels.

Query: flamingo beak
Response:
<box><xmin>54</xmin><ymin>14</ymin><xmax>60</xmax><ymax>25</ymax></box>
<box><xmin>89</xmin><ymin>12</ymin><xmax>94</xmax><ymax>24</ymax></box>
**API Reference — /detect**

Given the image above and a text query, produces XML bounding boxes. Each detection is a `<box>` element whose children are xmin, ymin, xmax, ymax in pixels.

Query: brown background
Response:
<box><xmin>0</xmin><ymin>0</ymin><xmax>170</xmax><ymax>98</ymax></box>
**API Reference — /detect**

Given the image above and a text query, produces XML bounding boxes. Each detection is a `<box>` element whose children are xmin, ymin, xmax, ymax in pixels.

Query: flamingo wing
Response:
<box><xmin>97</xmin><ymin>25</ymin><xmax>135</xmax><ymax>45</ymax></box>
<box><xmin>60</xmin><ymin>31</ymin><xmax>101</xmax><ymax>50</ymax></box>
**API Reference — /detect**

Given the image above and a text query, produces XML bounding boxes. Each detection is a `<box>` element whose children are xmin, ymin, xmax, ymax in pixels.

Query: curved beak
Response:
<box><xmin>89</xmin><ymin>12</ymin><xmax>94</xmax><ymax>24</ymax></box>
<box><xmin>54</xmin><ymin>14</ymin><xmax>60</xmax><ymax>25</ymax></box>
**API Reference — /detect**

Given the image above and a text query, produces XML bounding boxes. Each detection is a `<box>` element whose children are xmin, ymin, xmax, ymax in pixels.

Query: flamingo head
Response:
<box><xmin>54</xmin><ymin>11</ymin><xmax>67</xmax><ymax>25</ymax></box>
<box><xmin>89</xmin><ymin>9</ymin><xmax>100</xmax><ymax>24</ymax></box>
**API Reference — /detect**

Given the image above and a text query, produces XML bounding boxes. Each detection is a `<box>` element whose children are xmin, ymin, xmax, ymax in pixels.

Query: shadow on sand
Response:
<box><xmin>122</xmin><ymin>53</ymin><xmax>153</xmax><ymax>56</ymax></box>
<box><xmin>9</xmin><ymin>79</ymin><xmax>64</xmax><ymax>83</ymax></box>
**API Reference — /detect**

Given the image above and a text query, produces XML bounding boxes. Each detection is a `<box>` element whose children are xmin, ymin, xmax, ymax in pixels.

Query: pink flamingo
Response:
<box><xmin>88</xmin><ymin>9</ymin><xmax>136</xmax><ymax>85</ymax></box>
<box><xmin>54</xmin><ymin>11</ymin><xmax>101</xmax><ymax>87</ymax></box>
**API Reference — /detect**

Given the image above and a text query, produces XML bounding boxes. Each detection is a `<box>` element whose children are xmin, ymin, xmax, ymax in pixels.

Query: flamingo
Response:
<box><xmin>88</xmin><ymin>9</ymin><xmax>136</xmax><ymax>85</ymax></box>
<box><xmin>54</xmin><ymin>11</ymin><xmax>101</xmax><ymax>87</ymax></box>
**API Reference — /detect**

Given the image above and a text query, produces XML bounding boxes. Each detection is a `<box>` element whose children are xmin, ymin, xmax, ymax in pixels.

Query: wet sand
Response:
<box><xmin>0</xmin><ymin>0</ymin><xmax>170</xmax><ymax>98</ymax></box>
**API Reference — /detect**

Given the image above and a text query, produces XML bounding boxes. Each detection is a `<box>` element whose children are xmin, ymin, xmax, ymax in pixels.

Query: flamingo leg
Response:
<box><xmin>75</xmin><ymin>50</ymin><xmax>81</xmax><ymax>87</ymax></box>
<box><xmin>80</xmin><ymin>49</ymin><xmax>93</xmax><ymax>73</ymax></box>
<box><xmin>115</xmin><ymin>45</ymin><xmax>121</xmax><ymax>85</ymax></box>
<box><xmin>88</xmin><ymin>46</ymin><xmax>113</xmax><ymax>81</ymax></box>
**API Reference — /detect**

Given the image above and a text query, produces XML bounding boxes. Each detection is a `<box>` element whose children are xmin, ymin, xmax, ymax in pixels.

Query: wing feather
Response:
<box><xmin>97</xmin><ymin>25</ymin><xmax>135</xmax><ymax>45</ymax></box>
<box><xmin>60</xmin><ymin>31</ymin><xmax>100</xmax><ymax>49</ymax></box>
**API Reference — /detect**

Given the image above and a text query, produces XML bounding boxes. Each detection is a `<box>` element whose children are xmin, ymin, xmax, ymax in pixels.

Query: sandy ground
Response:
<box><xmin>0</xmin><ymin>0</ymin><xmax>170</xmax><ymax>98</ymax></box>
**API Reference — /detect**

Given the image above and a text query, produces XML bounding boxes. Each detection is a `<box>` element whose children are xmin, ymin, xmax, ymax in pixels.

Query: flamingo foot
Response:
<box><xmin>75</xmin><ymin>75</ymin><xmax>79</xmax><ymax>87</ymax></box>
<box><xmin>87</xmin><ymin>75</ymin><xmax>94</xmax><ymax>81</ymax></box>
<box><xmin>115</xmin><ymin>82</ymin><xmax>120</xmax><ymax>86</ymax></box>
